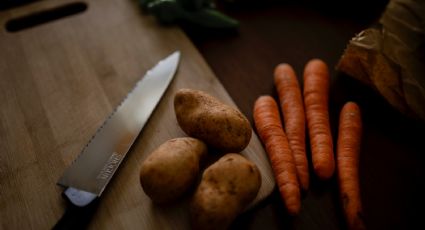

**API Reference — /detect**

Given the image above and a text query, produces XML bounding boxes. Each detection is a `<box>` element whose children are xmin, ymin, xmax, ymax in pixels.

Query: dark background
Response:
<box><xmin>184</xmin><ymin>0</ymin><xmax>425</xmax><ymax>229</ymax></box>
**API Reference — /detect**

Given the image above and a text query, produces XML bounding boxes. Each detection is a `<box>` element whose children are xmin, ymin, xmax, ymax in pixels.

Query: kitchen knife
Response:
<box><xmin>53</xmin><ymin>51</ymin><xmax>180</xmax><ymax>229</ymax></box>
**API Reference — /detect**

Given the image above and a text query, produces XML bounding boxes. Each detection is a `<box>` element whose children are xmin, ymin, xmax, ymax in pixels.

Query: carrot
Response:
<box><xmin>303</xmin><ymin>59</ymin><xmax>335</xmax><ymax>180</ymax></box>
<box><xmin>337</xmin><ymin>102</ymin><xmax>365</xmax><ymax>230</ymax></box>
<box><xmin>274</xmin><ymin>63</ymin><xmax>309</xmax><ymax>191</ymax></box>
<box><xmin>253</xmin><ymin>95</ymin><xmax>300</xmax><ymax>215</ymax></box>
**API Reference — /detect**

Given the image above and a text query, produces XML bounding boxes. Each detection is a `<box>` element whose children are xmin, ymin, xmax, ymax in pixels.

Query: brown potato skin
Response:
<box><xmin>190</xmin><ymin>153</ymin><xmax>261</xmax><ymax>230</ymax></box>
<box><xmin>140</xmin><ymin>137</ymin><xmax>207</xmax><ymax>204</ymax></box>
<box><xmin>174</xmin><ymin>89</ymin><xmax>252</xmax><ymax>152</ymax></box>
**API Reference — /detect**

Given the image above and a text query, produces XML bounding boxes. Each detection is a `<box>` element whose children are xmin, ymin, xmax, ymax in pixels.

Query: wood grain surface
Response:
<box><xmin>0</xmin><ymin>0</ymin><xmax>274</xmax><ymax>229</ymax></box>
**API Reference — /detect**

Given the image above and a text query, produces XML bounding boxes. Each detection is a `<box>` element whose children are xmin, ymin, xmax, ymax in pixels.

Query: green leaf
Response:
<box><xmin>142</xmin><ymin>0</ymin><xmax>239</xmax><ymax>29</ymax></box>
<box><xmin>175</xmin><ymin>0</ymin><xmax>214</xmax><ymax>11</ymax></box>
<box><xmin>147</xmin><ymin>0</ymin><xmax>183</xmax><ymax>24</ymax></box>
<box><xmin>139</xmin><ymin>0</ymin><xmax>157</xmax><ymax>10</ymax></box>
<box><xmin>183</xmin><ymin>8</ymin><xmax>239</xmax><ymax>29</ymax></box>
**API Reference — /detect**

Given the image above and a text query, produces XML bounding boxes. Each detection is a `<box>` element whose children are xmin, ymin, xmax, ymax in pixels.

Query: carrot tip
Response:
<box><xmin>274</xmin><ymin>63</ymin><xmax>295</xmax><ymax>77</ymax></box>
<box><xmin>304</xmin><ymin>59</ymin><xmax>329</xmax><ymax>78</ymax></box>
<box><xmin>307</xmin><ymin>58</ymin><xmax>326</xmax><ymax>65</ymax></box>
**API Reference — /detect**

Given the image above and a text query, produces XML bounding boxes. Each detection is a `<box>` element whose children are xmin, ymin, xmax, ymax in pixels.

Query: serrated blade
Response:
<box><xmin>58</xmin><ymin>51</ymin><xmax>180</xmax><ymax>196</ymax></box>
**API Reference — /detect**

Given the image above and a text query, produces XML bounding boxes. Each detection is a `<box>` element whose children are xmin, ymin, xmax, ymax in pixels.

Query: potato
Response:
<box><xmin>190</xmin><ymin>153</ymin><xmax>261</xmax><ymax>230</ymax></box>
<box><xmin>174</xmin><ymin>88</ymin><xmax>252</xmax><ymax>152</ymax></box>
<box><xmin>139</xmin><ymin>137</ymin><xmax>207</xmax><ymax>204</ymax></box>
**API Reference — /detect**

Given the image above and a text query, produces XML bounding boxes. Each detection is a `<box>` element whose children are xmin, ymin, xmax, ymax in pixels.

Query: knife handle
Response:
<box><xmin>52</xmin><ymin>188</ymin><xmax>99</xmax><ymax>230</ymax></box>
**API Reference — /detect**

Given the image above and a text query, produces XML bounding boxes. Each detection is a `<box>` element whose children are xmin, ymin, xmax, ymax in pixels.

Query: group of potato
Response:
<box><xmin>139</xmin><ymin>88</ymin><xmax>262</xmax><ymax>229</ymax></box>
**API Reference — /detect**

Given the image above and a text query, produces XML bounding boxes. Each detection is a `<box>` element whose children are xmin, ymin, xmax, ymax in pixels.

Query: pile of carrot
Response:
<box><xmin>253</xmin><ymin>59</ymin><xmax>365</xmax><ymax>229</ymax></box>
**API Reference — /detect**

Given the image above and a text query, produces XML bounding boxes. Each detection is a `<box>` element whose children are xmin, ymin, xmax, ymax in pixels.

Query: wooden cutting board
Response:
<box><xmin>0</xmin><ymin>0</ymin><xmax>274</xmax><ymax>229</ymax></box>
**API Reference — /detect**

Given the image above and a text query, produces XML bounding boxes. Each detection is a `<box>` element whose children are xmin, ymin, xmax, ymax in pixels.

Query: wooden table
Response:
<box><xmin>1</xmin><ymin>0</ymin><xmax>424</xmax><ymax>229</ymax></box>
<box><xmin>184</xmin><ymin>1</ymin><xmax>425</xmax><ymax>229</ymax></box>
